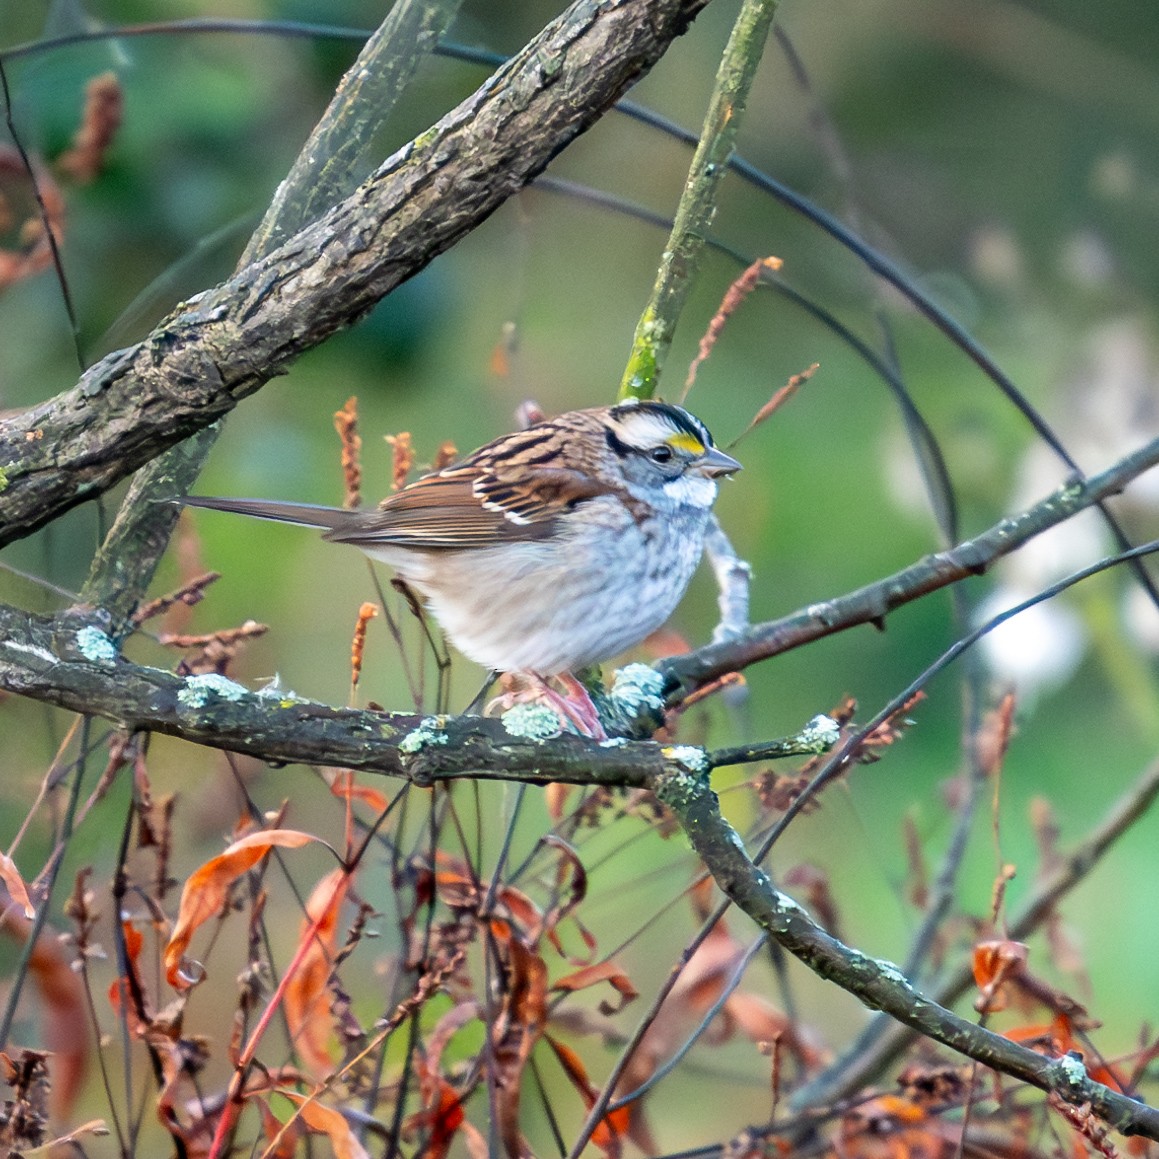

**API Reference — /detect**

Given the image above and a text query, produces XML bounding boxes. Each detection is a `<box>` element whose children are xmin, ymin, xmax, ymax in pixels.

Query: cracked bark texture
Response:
<box><xmin>0</xmin><ymin>0</ymin><xmax>710</xmax><ymax>546</ymax></box>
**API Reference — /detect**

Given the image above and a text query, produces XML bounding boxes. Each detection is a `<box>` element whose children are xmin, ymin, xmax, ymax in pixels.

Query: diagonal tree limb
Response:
<box><xmin>790</xmin><ymin>752</ymin><xmax>1159</xmax><ymax>1118</ymax></box>
<box><xmin>660</xmin><ymin>435</ymin><xmax>1159</xmax><ymax>697</ymax></box>
<box><xmin>79</xmin><ymin>0</ymin><xmax>466</xmax><ymax>637</ymax></box>
<box><xmin>649</xmin><ymin>754</ymin><xmax>1159</xmax><ymax>1141</ymax></box>
<box><xmin>0</xmin><ymin>0</ymin><xmax>712</xmax><ymax>548</ymax></box>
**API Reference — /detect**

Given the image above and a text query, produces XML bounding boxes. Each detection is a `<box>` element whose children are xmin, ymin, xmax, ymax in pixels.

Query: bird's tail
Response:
<box><xmin>185</xmin><ymin>496</ymin><xmax>360</xmax><ymax>535</ymax></box>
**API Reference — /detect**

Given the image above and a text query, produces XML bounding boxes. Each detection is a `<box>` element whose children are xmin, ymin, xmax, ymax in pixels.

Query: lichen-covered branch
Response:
<box><xmin>619</xmin><ymin>0</ymin><xmax>779</xmax><ymax>400</ymax></box>
<box><xmin>0</xmin><ymin>605</ymin><xmax>673</xmax><ymax>787</ymax></box>
<box><xmin>4</xmin><ymin>440</ymin><xmax>1159</xmax><ymax>787</ymax></box>
<box><xmin>791</xmin><ymin>752</ymin><xmax>1159</xmax><ymax>1116</ymax></box>
<box><xmin>0</xmin><ymin>0</ymin><xmax>711</xmax><ymax>547</ymax></box>
<box><xmin>650</xmin><ymin>755</ymin><xmax>1159</xmax><ymax>1141</ymax></box>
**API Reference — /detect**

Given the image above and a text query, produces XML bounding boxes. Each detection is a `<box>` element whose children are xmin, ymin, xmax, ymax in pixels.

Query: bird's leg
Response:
<box><xmin>538</xmin><ymin>673</ymin><xmax>607</xmax><ymax>740</ymax></box>
<box><xmin>484</xmin><ymin>673</ymin><xmax>608</xmax><ymax>739</ymax></box>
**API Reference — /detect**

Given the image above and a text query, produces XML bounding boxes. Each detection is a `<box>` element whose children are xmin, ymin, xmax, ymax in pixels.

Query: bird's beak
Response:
<box><xmin>698</xmin><ymin>446</ymin><xmax>742</xmax><ymax>478</ymax></box>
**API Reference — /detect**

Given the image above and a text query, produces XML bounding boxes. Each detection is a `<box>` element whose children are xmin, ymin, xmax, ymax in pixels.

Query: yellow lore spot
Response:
<box><xmin>666</xmin><ymin>432</ymin><xmax>706</xmax><ymax>454</ymax></box>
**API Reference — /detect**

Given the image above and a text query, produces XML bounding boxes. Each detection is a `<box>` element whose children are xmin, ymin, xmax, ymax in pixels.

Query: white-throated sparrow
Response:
<box><xmin>187</xmin><ymin>400</ymin><xmax>739</xmax><ymax>717</ymax></box>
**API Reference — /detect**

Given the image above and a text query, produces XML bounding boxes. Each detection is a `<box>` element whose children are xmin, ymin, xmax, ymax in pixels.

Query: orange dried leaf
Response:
<box><xmin>325</xmin><ymin>769</ymin><xmax>391</xmax><ymax>814</ymax></box>
<box><xmin>972</xmin><ymin>938</ymin><xmax>1028</xmax><ymax>1013</ymax></box>
<box><xmin>56</xmin><ymin>72</ymin><xmax>123</xmax><ymax>184</ymax></box>
<box><xmin>385</xmin><ymin>431</ymin><xmax>414</xmax><ymax>493</ymax></box>
<box><xmin>107</xmin><ymin>919</ymin><xmax>145</xmax><ymax>1025</ymax></box>
<box><xmin>0</xmin><ymin>853</ymin><xmax>34</xmax><ymax>918</ymax></box>
<box><xmin>257</xmin><ymin>1095</ymin><xmax>303</xmax><ymax>1158</ymax></box>
<box><xmin>350</xmin><ymin>602</ymin><xmax>378</xmax><ymax>689</ymax></box>
<box><xmin>164</xmin><ymin>829</ymin><xmax>319</xmax><ymax>989</ymax></box>
<box><xmin>283</xmin><ymin>867</ymin><xmax>350</xmax><ymax>1077</ymax></box>
<box><xmin>545</xmin><ymin>1034</ymin><xmax>626</xmax><ymax>1157</ymax></box>
<box><xmin>333</xmin><ymin>397</ymin><xmax>362</xmax><ymax>508</ymax></box>
<box><xmin>410</xmin><ymin>1057</ymin><xmax>467</xmax><ymax>1159</ymax></box>
<box><xmin>280</xmin><ymin>1091</ymin><xmax>371</xmax><ymax>1159</ymax></box>
<box><xmin>552</xmin><ymin>961</ymin><xmax>638</xmax><ymax>1014</ymax></box>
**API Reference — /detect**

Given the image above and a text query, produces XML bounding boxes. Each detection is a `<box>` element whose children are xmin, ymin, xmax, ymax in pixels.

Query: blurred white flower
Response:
<box><xmin>975</xmin><ymin>586</ymin><xmax>1087</xmax><ymax>705</ymax></box>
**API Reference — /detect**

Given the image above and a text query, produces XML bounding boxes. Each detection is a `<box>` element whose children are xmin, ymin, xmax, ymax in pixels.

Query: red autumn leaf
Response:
<box><xmin>410</xmin><ymin>1057</ymin><xmax>467</xmax><ymax>1159</ymax></box>
<box><xmin>972</xmin><ymin>939</ymin><xmax>1028</xmax><ymax>1013</ymax></box>
<box><xmin>283</xmin><ymin>867</ymin><xmax>351</xmax><ymax>1077</ymax></box>
<box><xmin>164</xmin><ymin>828</ymin><xmax>319</xmax><ymax>989</ymax></box>
<box><xmin>545</xmin><ymin>1034</ymin><xmax>626</xmax><ymax>1158</ymax></box>
<box><xmin>0</xmin><ymin>900</ymin><xmax>89</xmax><ymax>1123</ymax></box>
<box><xmin>107</xmin><ymin>919</ymin><xmax>147</xmax><ymax>1031</ymax></box>
<box><xmin>552</xmin><ymin>960</ymin><xmax>639</xmax><ymax>1015</ymax></box>
<box><xmin>278</xmin><ymin>1091</ymin><xmax>371</xmax><ymax>1159</ymax></box>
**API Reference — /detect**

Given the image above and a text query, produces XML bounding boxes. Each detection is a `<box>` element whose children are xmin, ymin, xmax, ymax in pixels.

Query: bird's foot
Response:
<box><xmin>486</xmin><ymin>672</ymin><xmax>607</xmax><ymax>740</ymax></box>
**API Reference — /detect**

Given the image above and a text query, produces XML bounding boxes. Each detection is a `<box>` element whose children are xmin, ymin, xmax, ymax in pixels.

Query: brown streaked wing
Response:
<box><xmin>322</xmin><ymin>457</ymin><xmax>612</xmax><ymax>551</ymax></box>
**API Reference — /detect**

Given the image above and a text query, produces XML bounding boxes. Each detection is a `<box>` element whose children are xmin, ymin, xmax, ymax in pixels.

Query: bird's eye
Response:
<box><xmin>649</xmin><ymin>445</ymin><xmax>674</xmax><ymax>464</ymax></box>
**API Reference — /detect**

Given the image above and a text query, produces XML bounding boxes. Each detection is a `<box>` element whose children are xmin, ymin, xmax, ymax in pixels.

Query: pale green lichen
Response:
<box><xmin>871</xmin><ymin>956</ymin><xmax>911</xmax><ymax>987</ymax></box>
<box><xmin>76</xmin><ymin>626</ymin><xmax>117</xmax><ymax>665</ymax></box>
<box><xmin>596</xmin><ymin>662</ymin><xmax>667</xmax><ymax>738</ymax></box>
<box><xmin>1057</xmin><ymin>1053</ymin><xmax>1087</xmax><ymax>1086</ymax></box>
<box><xmin>661</xmin><ymin>744</ymin><xmax>709</xmax><ymax>774</ymax></box>
<box><xmin>501</xmin><ymin>703</ymin><xmax>563</xmax><ymax>741</ymax></box>
<box><xmin>607</xmin><ymin>663</ymin><xmax>666</xmax><ymax>714</ymax></box>
<box><xmin>799</xmin><ymin>714</ymin><xmax>841</xmax><ymax>752</ymax></box>
<box><xmin>177</xmin><ymin>673</ymin><xmax>248</xmax><ymax>708</ymax></box>
<box><xmin>0</xmin><ymin>465</ymin><xmax>8</xmax><ymax>492</ymax></box>
<box><xmin>399</xmin><ymin>717</ymin><xmax>449</xmax><ymax>754</ymax></box>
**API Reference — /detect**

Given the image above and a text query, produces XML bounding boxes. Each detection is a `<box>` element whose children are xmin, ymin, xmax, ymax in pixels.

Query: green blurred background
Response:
<box><xmin>2</xmin><ymin>0</ymin><xmax>1159</xmax><ymax>1150</ymax></box>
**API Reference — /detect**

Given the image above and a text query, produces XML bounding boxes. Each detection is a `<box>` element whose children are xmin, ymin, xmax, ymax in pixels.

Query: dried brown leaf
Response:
<box><xmin>164</xmin><ymin>828</ymin><xmax>320</xmax><ymax>988</ymax></box>
<box><xmin>56</xmin><ymin>72</ymin><xmax>123</xmax><ymax>183</ymax></box>
<box><xmin>283</xmin><ymin>867</ymin><xmax>350</xmax><ymax>1078</ymax></box>
<box><xmin>334</xmin><ymin>396</ymin><xmax>363</xmax><ymax>507</ymax></box>
<box><xmin>683</xmin><ymin>256</ymin><xmax>782</xmax><ymax>395</ymax></box>
<box><xmin>385</xmin><ymin>431</ymin><xmax>414</xmax><ymax>493</ymax></box>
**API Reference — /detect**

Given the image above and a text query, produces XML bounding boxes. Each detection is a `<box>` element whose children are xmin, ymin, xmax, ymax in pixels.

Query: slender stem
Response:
<box><xmin>651</xmin><ymin>757</ymin><xmax>1159</xmax><ymax>1142</ymax></box>
<box><xmin>788</xmin><ymin>752</ymin><xmax>1159</xmax><ymax>1117</ymax></box>
<box><xmin>78</xmin><ymin>0</ymin><xmax>464</xmax><ymax>633</ymax></box>
<box><xmin>619</xmin><ymin>0</ymin><xmax>779</xmax><ymax>400</ymax></box>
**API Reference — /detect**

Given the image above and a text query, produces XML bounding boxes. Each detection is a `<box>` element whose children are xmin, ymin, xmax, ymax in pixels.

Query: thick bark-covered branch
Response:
<box><xmin>0</xmin><ymin>0</ymin><xmax>709</xmax><ymax>546</ymax></box>
<box><xmin>0</xmin><ymin>605</ymin><xmax>670</xmax><ymax>787</ymax></box>
<box><xmin>651</xmin><ymin>757</ymin><xmax>1159</xmax><ymax>1141</ymax></box>
<box><xmin>2</xmin><ymin>441</ymin><xmax>1158</xmax><ymax>782</ymax></box>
